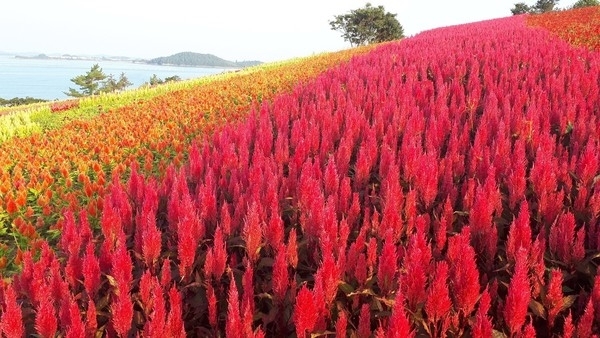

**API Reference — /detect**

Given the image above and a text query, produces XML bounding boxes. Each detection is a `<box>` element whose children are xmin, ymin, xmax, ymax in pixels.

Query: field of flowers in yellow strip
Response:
<box><xmin>527</xmin><ymin>5</ymin><xmax>600</xmax><ymax>50</ymax></box>
<box><xmin>0</xmin><ymin>45</ymin><xmax>375</xmax><ymax>273</ymax></box>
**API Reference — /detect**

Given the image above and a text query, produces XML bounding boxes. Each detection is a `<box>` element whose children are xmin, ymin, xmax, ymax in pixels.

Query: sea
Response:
<box><xmin>0</xmin><ymin>54</ymin><xmax>230</xmax><ymax>101</ymax></box>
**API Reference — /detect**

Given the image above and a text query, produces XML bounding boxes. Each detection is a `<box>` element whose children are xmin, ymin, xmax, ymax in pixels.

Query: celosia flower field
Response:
<box><xmin>1</xmin><ymin>7</ymin><xmax>600</xmax><ymax>337</ymax></box>
<box><xmin>0</xmin><ymin>46</ymin><xmax>372</xmax><ymax>273</ymax></box>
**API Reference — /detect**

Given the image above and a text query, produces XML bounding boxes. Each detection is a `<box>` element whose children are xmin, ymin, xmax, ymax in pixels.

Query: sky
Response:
<box><xmin>0</xmin><ymin>0</ymin><xmax>580</xmax><ymax>63</ymax></box>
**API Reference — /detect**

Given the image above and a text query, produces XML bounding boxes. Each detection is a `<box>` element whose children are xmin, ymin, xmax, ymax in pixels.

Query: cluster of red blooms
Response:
<box><xmin>1</xmin><ymin>12</ymin><xmax>600</xmax><ymax>337</ymax></box>
<box><xmin>50</xmin><ymin>99</ymin><xmax>79</xmax><ymax>113</ymax></box>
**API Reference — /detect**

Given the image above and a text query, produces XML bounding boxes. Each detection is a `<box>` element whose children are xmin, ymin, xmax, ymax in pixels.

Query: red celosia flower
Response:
<box><xmin>544</xmin><ymin>269</ymin><xmax>564</xmax><ymax>328</ymax></box>
<box><xmin>141</xmin><ymin>207</ymin><xmax>162</xmax><ymax>270</ymax></box>
<box><xmin>563</xmin><ymin>310</ymin><xmax>574</xmax><ymax>338</ymax></box>
<box><xmin>294</xmin><ymin>285</ymin><xmax>318</xmax><ymax>337</ymax></box>
<box><xmin>358</xmin><ymin>303</ymin><xmax>372</xmax><ymax>338</ymax></box>
<box><xmin>387</xmin><ymin>291</ymin><xmax>414</xmax><ymax>338</ymax></box>
<box><xmin>212</xmin><ymin>227</ymin><xmax>227</xmax><ymax>280</ymax></box>
<box><xmin>1</xmin><ymin>285</ymin><xmax>23</xmax><ymax>338</ymax></box>
<box><xmin>145</xmin><ymin>279</ymin><xmax>167</xmax><ymax>336</ymax></box>
<box><xmin>425</xmin><ymin>261</ymin><xmax>452</xmax><ymax>323</ymax></box>
<box><xmin>65</xmin><ymin>297</ymin><xmax>85</xmax><ymax>338</ymax></box>
<box><xmin>577</xmin><ymin>298</ymin><xmax>594</xmax><ymax>338</ymax></box>
<box><xmin>504</xmin><ymin>248</ymin><xmax>531</xmax><ymax>335</ymax></box>
<box><xmin>243</xmin><ymin>202</ymin><xmax>263</xmax><ymax>263</ymax></box>
<box><xmin>138</xmin><ymin>271</ymin><xmax>153</xmax><ymax>312</ymax></box>
<box><xmin>506</xmin><ymin>201</ymin><xmax>532</xmax><ymax>263</ymax></box>
<box><xmin>287</xmin><ymin>228</ymin><xmax>299</xmax><ymax>269</ymax></box>
<box><xmin>522</xmin><ymin>319</ymin><xmax>536</xmax><ymax>338</ymax></box>
<box><xmin>549</xmin><ymin>212</ymin><xmax>585</xmax><ymax>266</ymax></box>
<box><xmin>318</xmin><ymin>252</ymin><xmax>340</xmax><ymax>307</ymax></box>
<box><xmin>355</xmin><ymin>253</ymin><xmax>368</xmax><ymax>286</ymax></box>
<box><xmin>161</xmin><ymin>258</ymin><xmax>172</xmax><ymax>290</ymax></box>
<box><xmin>207</xmin><ymin>284</ymin><xmax>218</xmax><ymax>328</ymax></box>
<box><xmin>472</xmin><ymin>288</ymin><xmax>492</xmax><ymax>338</ymax></box>
<box><xmin>242</xmin><ymin>258</ymin><xmax>255</xmax><ymax>317</ymax></box>
<box><xmin>165</xmin><ymin>286</ymin><xmax>186</xmax><ymax>338</ymax></box>
<box><xmin>446</xmin><ymin>227</ymin><xmax>480</xmax><ymax>315</ymax></box>
<box><xmin>272</xmin><ymin>244</ymin><xmax>289</xmax><ymax>303</ymax></box>
<box><xmin>111</xmin><ymin>286</ymin><xmax>133</xmax><ymax>337</ymax></box>
<box><xmin>336</xmin><ymin>311</ymin><xmax>348</xmax><ymax>338</ymax></box>
<box><xmin>226</xmin><ymin>276</ymin><xmax>243</xmax><ymax>338</ymax></box>
<box><xmin>35</xmin><ymin>287</ymin><xmax>57</xmax><ymax>338</ymax></box>
<box><xmin>82</xmin><ymin>241</ymin><xmax>101</xmax><ymax>299</ymax></box>
<box><xmin>378</xmin><ymin>230</ymin><xmax>398</xmax><ymax>296</ymax></box>
<box><xmin>86</xmin><ymin>300</ymin><xmax>98</xmax><ymax>338</ymax></box>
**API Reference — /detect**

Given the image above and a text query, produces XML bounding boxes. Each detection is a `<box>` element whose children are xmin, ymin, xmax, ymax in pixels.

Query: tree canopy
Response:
<box><xmin>511</xmin><ymin>0</ymin><xmax>560</xmax><ymax>15</ymax></box>
<box><xmin>65</xmin><ymin>64</ymin><xmax>132</xmax><ymax>97</ymax></box>
<box><xmin>571</xmin><ymin>0</ymin><xmax>599</xmax><ymax>8</ymax></box>
<box><xmin>329</xmin><ymin>3</ymin><xmax>404</xmax><ymax>47</ymax></box>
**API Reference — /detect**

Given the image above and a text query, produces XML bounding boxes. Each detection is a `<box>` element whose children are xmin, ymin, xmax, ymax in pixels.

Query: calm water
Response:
<box><xmin>0</xmin><ymin>54</ymin><xmax>230</xmax><ymax>100</ymax></box>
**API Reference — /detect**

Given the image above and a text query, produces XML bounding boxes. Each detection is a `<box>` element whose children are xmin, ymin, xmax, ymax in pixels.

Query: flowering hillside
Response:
<box><xmin>1</xmin><ymin>8</ymin><xmax>600</xmax><ymax>338</ymax></box>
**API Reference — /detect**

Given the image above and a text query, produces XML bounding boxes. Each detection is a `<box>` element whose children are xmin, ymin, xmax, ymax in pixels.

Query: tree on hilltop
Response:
<box><xmin>329</xmin><ymin>3</ymin><xmax>404</xmax><ymax>47</ymax></box>
<box><xmin>571</xmin><ymin>0</ymin><xmax>599</xmax><ymax>8</ymax></box>
<box><xmin>510</xmin><ymin>0</ymin><xmax>560</xmax><ymax>15</ymax></box>
<box><xmin>65</xmin><ymin>64</ymin><xmax>132</xmax><ymax>97</ymax></box>
<box><xmin>511</xmin><ymin>2</ymin><xmax>532</xmax><ymax>14</ymax></box>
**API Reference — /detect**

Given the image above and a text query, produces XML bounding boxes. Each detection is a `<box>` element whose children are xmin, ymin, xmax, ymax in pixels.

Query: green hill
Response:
<box><xmin>146</xmin><ymin>52</ymin><xmax>262</xmax><ymax>68</ymax></box>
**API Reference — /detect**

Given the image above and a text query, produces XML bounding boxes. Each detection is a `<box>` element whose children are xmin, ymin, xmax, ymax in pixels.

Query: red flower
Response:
<box><xmin>35</xmin><ymin>287</ymin><xmax>57</xmax><ymax>338</ymax></box>
<box><xmin>287</xmin><ymin>228</ymin><xmax>299</xmax><ymax>269</ymax></box>
<box><xmin>165</xmin><ymin>286</ymin><xmax>185</xmax><ymax>338</ymax></box>
<box><xmin>111</xmin><ymin>286</ymin><xmax>133</xmax><ymax>337</ymax></box>
<box><xmin>64</xmin><ymin>297</ymin><xmax>85</xmax><ymax>338</ymax></box>
<box><xmin>544</xmin><ymin>269</ymin><xmax>564</xmax><ymax>328</ymax></box>
<box><xmin>379</xmin><ymin>230</ymin><xmax>399</xmax><ymax>296</ymax></box>
<box><xmin>82</xmin><ymin>242</ymin><xmax>101</xmax><ymax>299</ymax></box>
<box><xmin>504</xmin><ymin>248</ymin><xmax>531</xmax><ymax>335</ymax></box>
<box><xmin>506</xmin><ymin>201</ymin><xmax>532</xmax><ymax>263</ymax></box>
<box><xmin>577</xmin><ymin>298</ymin><xmax>594</xmax><ymax>338</ymax></box>
<box><xmin>1</xmin><ymin>285</ymin><xmax>23</xmax><ymax>338</ymax></box>
<box><xmin>207</xmin><ymin>284</ymin><xmax>218</xmax><ymax>328</ymax></box>
<box><xmin>226</xmin><ymin>276</ymin><xmax>243</xmax><ymax>338</ymax></box>
<box><xmin>335</xmin><ymin>311</ymin><xmax>348</xmax><ymax>338</ymax></box>
<box><xmin>86</xmin><ymin>300</ymin><xmax>98</xmax><ymax>338</ymax></box>
<box><xmin>272</xmin><ymin>244</ymin><xmax>289</xmax><ymax>303</ymax></box>
<box><xmin>387</xmin><ymin>291</ymin><xmax>414</xmax><ymax>338</ymax></box>
<box><xmin>425</xmin><ymin>261</ymin><xmax>452</xmax><ymax>323</ymax></box>
<box><xmin>294</xmin><ymin>285</ymin><xmax>318</xmax><ymax>337</ymax></box>
<box><xmin>358</xmin><ymin>303</ymin><xmax>372</xmax><ymax>338</ymax></box>
<box><xmin>243</xmin><ymin>202</ymin><xmax>263</xmax><ymax>263</ymax></box>
<box><xmin>472</xmin><ymin>288</ymin><xmax>492</xmax><ymax>338</ymax></box>
<box><xmin>447</xmin><ymin>227</ymin><xmax>480</xmax><ymax>315</ymax></box>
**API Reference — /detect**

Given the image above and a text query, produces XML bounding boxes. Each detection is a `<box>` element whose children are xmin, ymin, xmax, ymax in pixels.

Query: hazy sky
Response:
<box><xmin>1</xmin><ymin>0</ymin><xmax>580</xmax><ymax>63</ymax></box>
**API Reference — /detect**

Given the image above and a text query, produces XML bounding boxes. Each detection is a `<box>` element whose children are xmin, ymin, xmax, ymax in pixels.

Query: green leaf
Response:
<box><xmin>338</xmin><ymin>281</ymin><xmax>355</xmax><ymax>295</ymax></box>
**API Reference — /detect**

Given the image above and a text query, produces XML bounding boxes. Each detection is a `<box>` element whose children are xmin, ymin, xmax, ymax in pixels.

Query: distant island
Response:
<box><xmin>13</xmin><ymin>51</ymin><xmax>262</xmax><ymax>69</ymax></box>
<box><xmin>146</xmin><ymin>52</ymin><xmax>262</xmax><ymax>68</ymax></box>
